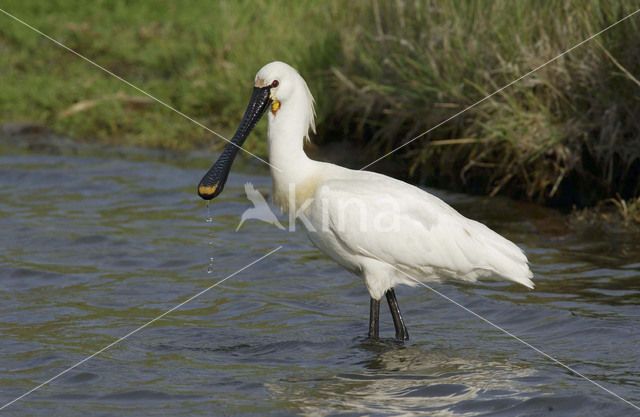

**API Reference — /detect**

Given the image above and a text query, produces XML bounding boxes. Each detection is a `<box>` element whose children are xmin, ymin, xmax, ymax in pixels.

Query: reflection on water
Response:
<box><xmin>0</xmin><ymin>135</ymin><xmax>638</xmax><ymax>416</ymax></box>
<box><xmin>271</xmin><ymin>343</ymin><xmax>537</xmax><ymax>416</ymax></box>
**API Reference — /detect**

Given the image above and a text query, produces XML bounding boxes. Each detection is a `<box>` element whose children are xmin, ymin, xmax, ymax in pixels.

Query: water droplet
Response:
<box><xmin>205</xmin><ymin>202</ymin><xmax>213</xmax><ymax>223</ymax></box>
<box><xmin>205</xmin><ymin>202</ymin><xmax>216</xmax><ymax>274</ymax></box>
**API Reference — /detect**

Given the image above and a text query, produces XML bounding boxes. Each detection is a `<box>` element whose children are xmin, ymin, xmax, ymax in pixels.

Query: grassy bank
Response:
<box><xmin>1</xmin><ymin>1</ymin><xmax>639</xmax><ymax>213</ymax></box>
<box><xmin>329</xmin><ymin>1</ymin><xmax>640</xmax><ymax>208</ymax></box>
<box><xmin>0</xmin><ymin>0</ymin><xmax>356</xmax><ymax>152</ymax></box>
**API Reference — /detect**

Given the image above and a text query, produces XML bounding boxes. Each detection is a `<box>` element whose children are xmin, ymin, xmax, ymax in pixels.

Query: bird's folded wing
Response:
<box><xmin>312</xmin><ymin>177</ymin><xmax>533</xmax><ymax>287</ymax></box>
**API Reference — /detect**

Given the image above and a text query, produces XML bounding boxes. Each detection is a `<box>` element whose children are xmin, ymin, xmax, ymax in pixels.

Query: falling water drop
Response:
<box><xmin>205</xmin><ymin>202</ymin><xmax>215</xmax><ymax>273</ymax></box>
<box><xmin>205</xmin><ymin>202</ymin><xmax>213</xmax><ymax>223</ymax></box>
<box><xmin>207</xmin><ymin>253</ymin><xmax>215</xmax><ymax>273</ymax></box>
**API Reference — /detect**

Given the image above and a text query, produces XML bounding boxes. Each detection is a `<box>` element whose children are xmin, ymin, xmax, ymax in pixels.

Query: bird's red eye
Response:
<box><xmin>271</xmin><ymin>80</ymin><xmax>279</xmax><ymax>88</ymax></box>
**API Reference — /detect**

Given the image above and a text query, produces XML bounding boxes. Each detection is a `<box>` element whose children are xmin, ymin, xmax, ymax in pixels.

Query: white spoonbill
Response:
<box><xmin>198</xmin><ymin>61</ymin><xmax>533</xmax><ymax>341</ymax></box>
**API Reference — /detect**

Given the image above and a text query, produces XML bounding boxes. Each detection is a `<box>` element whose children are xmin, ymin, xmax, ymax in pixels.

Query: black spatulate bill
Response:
<box><xmin>198</xmin><ymin>86</ymin><xmax>272</xmax><ymax>200</ymax></box>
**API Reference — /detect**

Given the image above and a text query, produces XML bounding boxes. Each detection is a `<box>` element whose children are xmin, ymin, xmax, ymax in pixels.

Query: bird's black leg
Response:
<box><xmin>368</xmin><ymin>297</ymin><xmax>379</xmax><ymax>339</ymax></box>
<box><xmin>386</xmin><ymin>288</ymin><xmax>409</xmax><ymax>341</ymax></box>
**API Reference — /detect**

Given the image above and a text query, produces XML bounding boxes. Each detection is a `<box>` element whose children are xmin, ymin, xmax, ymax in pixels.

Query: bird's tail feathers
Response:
<box><xmin>483</xmin><ymin>236</ymin><xmax>534</xmax><ymax>289</ymax></box>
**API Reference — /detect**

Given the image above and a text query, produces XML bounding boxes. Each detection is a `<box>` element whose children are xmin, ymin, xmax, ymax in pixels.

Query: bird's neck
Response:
<box><xmin>267</xmin><ymin>104</ymin><xmax>319</xmax><ymax>213</ymax></box>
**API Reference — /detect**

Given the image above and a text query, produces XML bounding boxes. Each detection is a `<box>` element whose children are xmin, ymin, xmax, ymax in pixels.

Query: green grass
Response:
<box><xmin>1</xmin><ymin>0</ymin><xmax>639</xmax><ymax>213</ymax></box>
<box><xmin>0</xmin><ymin>0</ymin><xmax>355</xmax><ymax>153</ymax></box>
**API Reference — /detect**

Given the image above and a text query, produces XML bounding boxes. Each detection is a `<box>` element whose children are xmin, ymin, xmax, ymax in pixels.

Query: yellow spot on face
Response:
<box><xmin>199</xmin><ymin>183</ymin><xmax>218</xmax><ymax>195</ymax></box>
<box><xmin>271</xmin><ymin>100</ymin><xmax>281</xmax><ymax>115</ymax></box>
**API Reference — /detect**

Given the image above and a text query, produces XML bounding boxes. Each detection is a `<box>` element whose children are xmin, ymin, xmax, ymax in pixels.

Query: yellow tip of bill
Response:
<box><xmin>198</xmin><ymin>183</ymin><xmax>218</xmax><ymax>196</ymax></box>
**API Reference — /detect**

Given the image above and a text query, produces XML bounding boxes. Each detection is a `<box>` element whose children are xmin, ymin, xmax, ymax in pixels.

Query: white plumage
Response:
<box><xmin>256</xmin><ymin>61</ymin><xmax>533</xmax><ymax>302</ymax></box>
<box><xmin>307</xmin><ymin>171</ymin><xmax>533</xmax><ymax>300</ymax></box>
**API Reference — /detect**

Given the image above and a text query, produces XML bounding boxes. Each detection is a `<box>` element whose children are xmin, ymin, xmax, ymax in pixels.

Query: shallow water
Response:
<box><xmin>1</xmin><ymin>136</ymin><xmax>639</xmax><ymax>416</ymax></box>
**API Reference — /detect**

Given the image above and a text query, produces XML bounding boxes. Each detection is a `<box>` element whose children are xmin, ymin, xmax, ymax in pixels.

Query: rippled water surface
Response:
<box><xmin>1</xmin><ymin>136</ymin><xmax>639</xmax><ymax>416</ymax></box>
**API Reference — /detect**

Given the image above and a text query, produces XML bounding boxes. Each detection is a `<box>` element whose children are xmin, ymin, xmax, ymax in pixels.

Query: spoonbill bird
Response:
<box><xmin>198</xmin><ymin>61</ymin><xmax>533</xmax><ymax>341</ymax></box>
